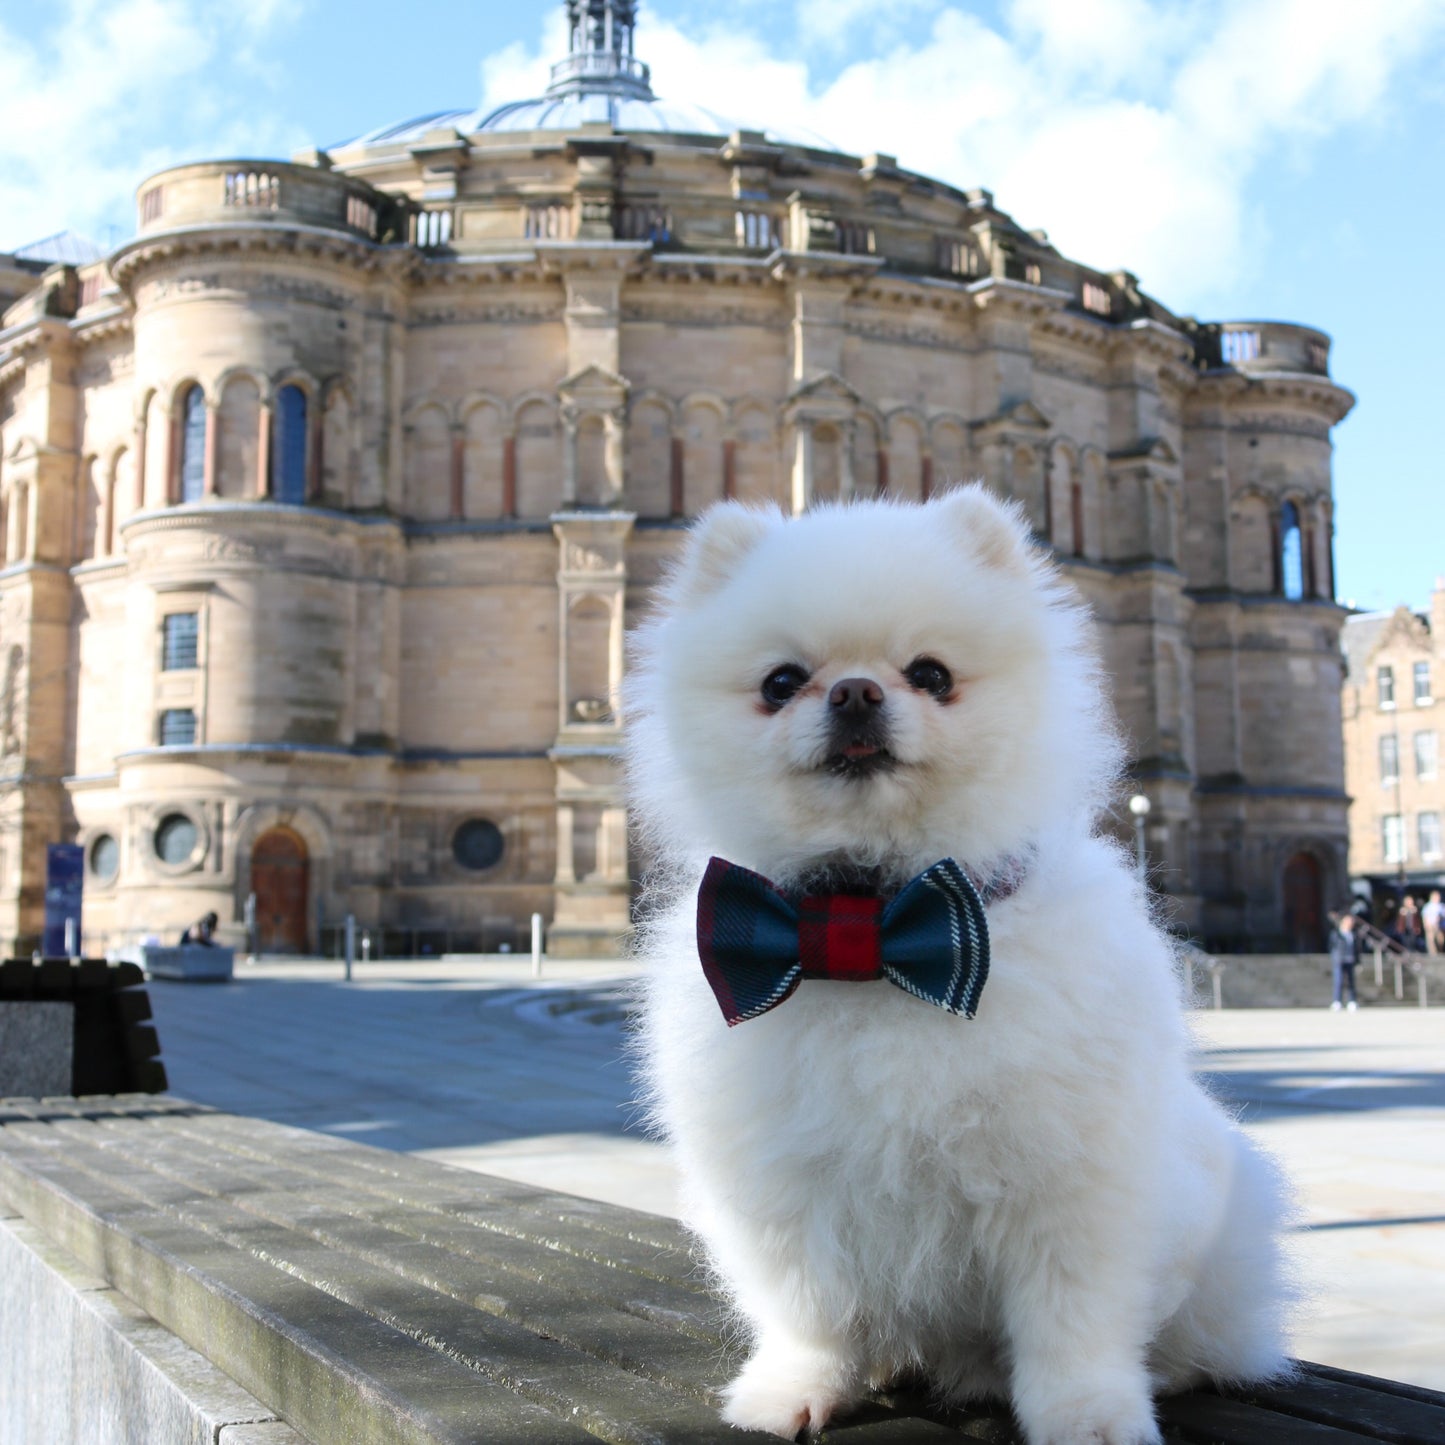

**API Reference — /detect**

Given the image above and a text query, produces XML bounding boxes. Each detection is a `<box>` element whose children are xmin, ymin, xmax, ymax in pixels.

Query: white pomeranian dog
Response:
<box><xmin>624</xmin><ymin>486</ymin><xmax>1295</xmax><ymax>1445</ymax></box>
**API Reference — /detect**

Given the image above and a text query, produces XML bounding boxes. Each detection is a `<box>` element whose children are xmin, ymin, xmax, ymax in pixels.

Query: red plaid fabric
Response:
<box><xmin>798</xmin><ymin>895</ymin><xmax>884</xmax><ymax>981</ymax></box>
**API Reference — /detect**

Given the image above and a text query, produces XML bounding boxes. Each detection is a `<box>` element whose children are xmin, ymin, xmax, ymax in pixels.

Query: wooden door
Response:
<box><xmin>252</xmin><ymin>827</ymin><xmax>309</xmax><ymax>954</ymax></box>
<box><xmin>1282</xmin><ymin>852</ymin><xmax>1325</xmax><ymax>952</ymax></box>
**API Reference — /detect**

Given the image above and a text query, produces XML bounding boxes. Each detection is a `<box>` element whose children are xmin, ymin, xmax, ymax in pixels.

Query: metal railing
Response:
<box><xmin>1354</xmin><ymin>919</ymin><xmax>1432</xmax><ymax>1006</ymax></box>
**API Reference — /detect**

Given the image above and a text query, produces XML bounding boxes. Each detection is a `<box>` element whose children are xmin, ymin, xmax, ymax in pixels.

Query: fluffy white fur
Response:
<box><xmin>625</xmin><ymin>488</ymin><xmax>1295</xmax><ymax>1445</ymax></box>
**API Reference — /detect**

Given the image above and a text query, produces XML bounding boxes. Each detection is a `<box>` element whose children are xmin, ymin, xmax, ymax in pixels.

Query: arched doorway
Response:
<box><xmin>1281</xmin><ymin>852</ymin><xmax>1325</xmax><ymax>952</ymax></box>
<box><xmin>252</xmin><ymin>827</ymin><xmax>309</xmax><ymax>954</ymax></box>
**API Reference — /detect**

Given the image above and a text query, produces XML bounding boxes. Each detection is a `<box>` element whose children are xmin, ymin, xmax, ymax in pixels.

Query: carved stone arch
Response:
<box><xmin>320</xmin><ymin>377</ymin><xmax>357</xmax><ymax>508</ymax></box>
<box><xmin>167</xmin><ymin>377</ymin><xmax>209</xmax><ymax>506</ymax></box>
<box><xmin>629</xmin><ymin>393</ymin><xmax>676</xmax><ymax>518</ymax></box>
<box><xmin>508</xmin><ymin>388</ymin><xmax>556</xmax><ymax>430</ymax></box>
<box><xmin>929</xmin><ymin>416</ymin><xmax>970</xmax><ymax>497</ymax></box>
<box><xmin>513</xmin><ymin>395</ymin><xmax>563</xmax><ymax>517</ymax></box>
<box><xmin>216</xmin><ymin>371</ymin><xmax>263</xmax><ymax>501</ymax></box>
<box><xmin>403</xmin><ymin>400</ymin><xmax>454</xmax><ymax>522</ymax></box>
<box><xmin>402</xmin><ymin>395</ymin><xmax>454</xmax><ymax>428</ymax></box>
<box><xmin>851</xmin><ymin>407</ymin><xmax>884</xmax><ymax>498</ymax></box>
<box><xmin>458</xmin><ymin>389</ymin><xmax>508</xmax><ymax>428</ymax></box>
<box><xmin>104</xmin><ymin>442</ymin><xmax>134</xmax><ymax>555</ymax></box>
<box><xmin>321</xmin><ymin>374</ymin><xmax>357</xmax><ymax>409</ymax></box>
<box><xmin>133</xmin><ymin>385</ymin><xmax>158</xmax><ymax>428</ymax></box>
<box><xmin>1230</xmin><ymin>491</ymin><xmax>1274</xmax><ymax>592</ymax></box>
<box><xmin>461</xmin><ymin>395</ymin><xmax>507</xmax><ymax>519</ymax></box>
<box><xmin>214</xmin><ymin>364</ymin><xmax>271</xmax><ymax>407</ymax></box>
<box><xmin>679</xmin><ymin>396</ymin><xmax>725</xmax><ymax>514</ymax></box>
<box><xmin>1076</xmin><ymin>445</ymin><xmax>1107</xmax><ymax>561</ymax></box>
<box><xmin>271</xmin><ymin>366</ymin><xmax>319</xmax><ymax>402</ymax></box>
<box><xmin>885</xmin><ymin>409</ymin><xmax>927</xmax><ymax>501</ymax></box>
<box><xmin>676</xmin><ymin>387</ymin><xmax>722</xmax><ymax>421</ymax></box>
<box><xmin>631</xmin><ymin>388</ymin><xmax>678</xmax><ymax>425</ymax></box>
<box><xmin>233</xmin><ymin>801</ymin><xmax>334</xmax><ymax>954</ymax></box>
<box><xmin>1046</xmin><ymin>438</ymin><xmax>1079</xmax><ymax>554</ymax></box>
<box><xmin>731</xmin><ymin>399</ymin><xmax>779</xmax><ymax>504</ymax></box>
<box><xmin>75</xmin><ymin>451</ymin><xmax>102</xmax><ymax>562</ymax></box>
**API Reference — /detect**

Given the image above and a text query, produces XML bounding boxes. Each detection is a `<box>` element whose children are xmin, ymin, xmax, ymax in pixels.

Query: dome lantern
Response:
<box><xmin>548</xmin><ymin>0</ymin><xmax>654</xmax><ymax>103</ymax></box>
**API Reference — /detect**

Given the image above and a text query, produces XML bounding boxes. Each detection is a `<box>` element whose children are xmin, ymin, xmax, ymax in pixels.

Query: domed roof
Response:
<box><xmin>342</xmin><ymin>0</ymin><xmax>834</xmax><ymax>151</ymax></box>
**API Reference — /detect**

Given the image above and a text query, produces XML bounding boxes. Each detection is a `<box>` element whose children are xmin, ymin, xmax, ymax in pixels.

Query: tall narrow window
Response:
<box><xmin>1383</xmin><ymin>813</ymin><xmax>1405</xmax><ymax>865</ymax></box>
<box><xmin>179</xmin><ymin>385</ymin><xmax>206</xmax><ymax>503</ymax></box>
<box><xmin>159</xmin><ymin>708</ymin><xmax>196</xmax><ymax>746</ymax></box>
<box><xmin>1279</xmin><ymin>500</ymin><xmax>1303</xmax><ymax>600</ymax></box>
<box><xmin>1415</xmin><ymin>730</ymin><xmax>1438</xmax><ymax>780</ymax></box>
<box><xmin>1414</xmin><ymin>660</ymin><xmax>1432</xmax><ymax>705</ymax></box>
<box><xmin>1379</xmin><ymin>733</ymin><xmax>1399</xmax><ymax>785</ymax></box>
<box><xmin>1420</xmin><ymin>811</ymin><xmax>1442</xmax><ymax>861</ymax></box>
<box><xmin>1378</xmin><ymin>665</ymin><xmax>1396</xmax><ymax>709</ymax></box>
<box><xmin>162</xmin><ymin>612</ymin><xmax>198</xmax><ymax>670</ymax></box>
<box><xmin>273</xmin><ymin>385</ymin><xmax>308</xmax><ymax>505</ymax></box>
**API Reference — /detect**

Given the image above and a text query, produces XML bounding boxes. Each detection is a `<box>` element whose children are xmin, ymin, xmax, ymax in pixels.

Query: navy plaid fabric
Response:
<box><xmin>696</xmin><ymin>856</ymin><xmax>994</xmax><ymax>1026</ymax></box>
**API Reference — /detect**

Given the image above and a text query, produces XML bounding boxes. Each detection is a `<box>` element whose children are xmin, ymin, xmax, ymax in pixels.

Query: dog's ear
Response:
<box><xmin>934</xmin><ymin>483</ymin><xmax>1032</xmax><ymax>575</ymax></box>
<box><xmin>670</xmin><ymin>502</ymin><xmax>781</xmax><ymax>601</ymax></box>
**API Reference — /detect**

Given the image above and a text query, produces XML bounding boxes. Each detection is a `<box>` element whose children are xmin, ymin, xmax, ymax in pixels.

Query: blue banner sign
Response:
<box><xmin>43</xmin><ymin>844</ymin><xmax>84</xmax><ymax>956</ymax></box>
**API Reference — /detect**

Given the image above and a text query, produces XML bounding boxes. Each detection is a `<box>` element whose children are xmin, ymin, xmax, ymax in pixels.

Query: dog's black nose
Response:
<box><xmin>828</xmin><ymin>677</ymin><xmax>885</xmax><ymax>716</ymax></box>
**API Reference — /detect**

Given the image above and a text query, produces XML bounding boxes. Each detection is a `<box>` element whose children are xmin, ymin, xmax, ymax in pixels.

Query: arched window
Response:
<box><xmin>1279</xmin><ymin>499</ymin><xmax>1304</xmax><ymax>600</ymax></box>
<box><xmin>178</xmin><ymin>385</ymin><xmax>206</xmax><ymax>503</ymax></box>
<box><xmin>272</xmin><ymin>385</ymin><xmax>308</xmax><ymax>504</ymax></box>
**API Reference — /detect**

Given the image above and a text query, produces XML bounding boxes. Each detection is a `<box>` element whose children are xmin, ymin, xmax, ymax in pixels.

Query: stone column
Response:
<box><xmin>791</xmin><ymin>423</ymin><xmax>813</xmax><ymax>516</ymax></box>
<box><xmin>547</xmin><ymin>509</ymin><xmax>636</xmax><ymax>957</ymax></box>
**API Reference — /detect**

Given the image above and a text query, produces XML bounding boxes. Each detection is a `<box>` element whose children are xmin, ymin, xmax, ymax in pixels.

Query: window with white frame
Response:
<box><xmin>1415</xmin><ymin>730</ymin><xmax>1438</xmax><ymax>780</ymax></box>
<box><xmin>1383</xmin><ymin>813</ymin><xmax>1406</xmax><ymax>865</ymax></box>
<box><xmin>1378</xmin><ymin>665</ymin><xmax>1396</xmax><ymax>709</ymax></box>
<box><xmin>1379</xmin><ymin>732</ymin><xmax>1399</xmax><ymax>784</ymax></box>
<box><xmin>1420</xmin><ymin>811</ymin><xmax>1442</xmax><ymax>861</ymax></box>
<box><xmin>1415</xmin><ymin>660</ymin><xmax>1433</xmax><ymax>705</ymax></box>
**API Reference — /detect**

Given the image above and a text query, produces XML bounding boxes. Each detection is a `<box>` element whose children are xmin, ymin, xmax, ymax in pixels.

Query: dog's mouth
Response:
<box><xmin>823</xmin><ymin>744</ymin><xmax>898</xmax><ymax>780</ymax></box>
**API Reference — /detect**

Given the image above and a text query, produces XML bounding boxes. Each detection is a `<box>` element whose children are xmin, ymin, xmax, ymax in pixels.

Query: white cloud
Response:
<box><xmin>0</xmin><ymin>0</ymin><xmax>304</xmax><ymax>253</ymax></box>
<box><xmin>475</xmin><ymin>0</ymin><xmax>1445</xmax><ymax>309</ymax></box>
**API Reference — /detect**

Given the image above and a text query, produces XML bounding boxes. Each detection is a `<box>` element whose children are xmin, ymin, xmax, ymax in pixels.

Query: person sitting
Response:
<box><xmin>179</xmin><ymin>912</ymin><xmax>219</xmax><ymax>947</ymax></box>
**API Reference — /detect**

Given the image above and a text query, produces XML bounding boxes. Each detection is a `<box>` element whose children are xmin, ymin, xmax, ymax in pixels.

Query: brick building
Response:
<box><xmin>0</xmin><ymin>0</ymin><xmax>1354</xmax><ymax>956</ymax></box>
<box><xmin>1342</xmin><ymin>589</ymin><xmax>1445</xmax><ymax>904</ymax></box>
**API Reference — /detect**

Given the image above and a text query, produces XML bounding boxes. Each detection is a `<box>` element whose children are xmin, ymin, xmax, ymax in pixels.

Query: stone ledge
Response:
<box><xmin>2</xmin><ymin>1095</ymin><xmax>1442</xmax><ymax>1443</ymax></box>
<box><xmin>0</xmin><ymin>1210</ymin><xmax>305</xmax><ymax>1445</ymax></box>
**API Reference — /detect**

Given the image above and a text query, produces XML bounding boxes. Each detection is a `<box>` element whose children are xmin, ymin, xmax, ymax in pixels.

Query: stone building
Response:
<box><xmin>0</xmin><ymin>0</ymin><xmax>1354</xmax><ymax>958</ymax></box>
<box><xmin>1342</xmin><ymin>589</ymin><xmax>1445</xmax><ymax>903</ymax></box>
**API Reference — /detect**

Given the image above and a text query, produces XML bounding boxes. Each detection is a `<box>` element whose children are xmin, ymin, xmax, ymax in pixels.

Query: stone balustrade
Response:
<box><xmin>135</xmin><ymin>159</ymin><xmax>396</xmax><ymax>243</ymax></box>
<box><xmin>1213</xmin><ymin>320</ymin><xmax>1332</xmax><ymax>376</ymax></box>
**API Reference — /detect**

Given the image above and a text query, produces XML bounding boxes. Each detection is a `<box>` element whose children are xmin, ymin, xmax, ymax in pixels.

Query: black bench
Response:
<box><xmin>1</xmin><ymin>1095</ymin><xmax>1440</xmax><ymax>1443</ymax></box>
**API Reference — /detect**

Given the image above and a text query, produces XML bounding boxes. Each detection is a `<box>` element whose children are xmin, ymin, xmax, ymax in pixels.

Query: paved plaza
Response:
<box><xmin>145</xmin><ymin>958</ymin><xmax>1444</xmax><ymax>1392</ymax></box>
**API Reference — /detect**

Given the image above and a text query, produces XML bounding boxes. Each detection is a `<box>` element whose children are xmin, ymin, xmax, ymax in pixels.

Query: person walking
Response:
<box><xmin>1329</xmin><ymin>910</ymin><xmax>1360</xmax><ymax>1011</ymax></box>
<box><xmin>1423</xmin><ymin>889</ymin><xmax>1444</xmax><ymax>954</ymax></box>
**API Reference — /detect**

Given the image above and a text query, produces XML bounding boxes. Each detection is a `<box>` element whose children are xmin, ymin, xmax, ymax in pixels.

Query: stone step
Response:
<box><xmin>3</xmin><ymin>1095</ymin><xmax>1443</xmax><ymax>1443</ymax></box>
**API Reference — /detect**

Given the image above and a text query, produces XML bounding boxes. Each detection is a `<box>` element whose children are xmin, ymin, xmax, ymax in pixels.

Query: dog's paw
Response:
<box><xmin>1019</xmin><ymin>1379</ymin><xmax>1162</xmax><ymax>1445</ymax></box>
<box><xmin>721</xmin><ymin>1345</ymin><xmax>858</xmax><ymax>1440</ymax></box>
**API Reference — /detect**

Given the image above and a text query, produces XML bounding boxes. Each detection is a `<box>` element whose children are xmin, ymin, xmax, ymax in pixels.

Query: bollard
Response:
<box><xmin>63</xmin><ymin>918</ymin><xmax>78</xmax><ymax>960</ymax></box>
<box><xmin>531</xmin><ymin>912</ymin><xmax>543</xmax><ymax>979</ymax></box>
<box><xmin>1210</xmin><ymin>963</ymin><xmax>1224</xmax><ymax>1011</ymax></box>
<box><xmin>1394</xmin><ymin>957</ymin><xmax>1404</xmax><ymax>1000</ymax></box>
<box><xmin>361</xmin><ymin>930</ymin><xmax>371</xmax><ymax>963</ymax></box>
<box><xmin>344</xmin><ymin>914</ymin><xmax>355</xmax><ymax>982</ymax></box>
<box><xmin>1374</xmin><ymin>946</ymin><xmax>1384</xmax><ymax>987</ymax></box>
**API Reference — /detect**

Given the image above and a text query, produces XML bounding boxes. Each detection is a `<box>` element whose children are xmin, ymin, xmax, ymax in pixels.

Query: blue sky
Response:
<box><xmin>3</xmin><ymin>0</ymin><xmax>1444</xmax><ymax>615</ymax></box>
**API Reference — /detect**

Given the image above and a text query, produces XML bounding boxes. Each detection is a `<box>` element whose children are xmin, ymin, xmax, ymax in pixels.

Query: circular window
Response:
<box><xmin>453</xmin><ymin>818</ymin><xmax>505</xmax><ymax>872</ymax></box>
<box><xmin>155</xmin><ymin>813</ymin><xmax>198</xmax><ymax>866</ymax></box>
<box><xmin>90</xmin><ymin>833</ymin><xmax>119</xmax><ymax>883</ymax></box>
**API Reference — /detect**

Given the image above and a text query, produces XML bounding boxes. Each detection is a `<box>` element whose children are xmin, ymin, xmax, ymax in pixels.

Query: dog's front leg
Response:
<box><xmin>993</xmin><ymin>1203</ymin><xmax>1163</xmax><ymax>1445</ymax></box>
<box><xmin>721</xmin><ymin>1325</ymin><xmax>864</xmax><ymax>1440</ymax></box>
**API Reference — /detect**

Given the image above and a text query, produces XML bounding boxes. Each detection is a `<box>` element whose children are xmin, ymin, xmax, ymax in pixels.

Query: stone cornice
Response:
<box><xmin>769</xmin><ymin>250</ymin><xmax>884</xmax><ymax>285</ymax></box>
<box><xmin>119</xmin><ymin>501</ymin><xmax>406</xmax><ymax>542</ymax></box>
<box><xmin>109</xmin><ymin>222</ymin><xmax>395</xmax><ymax>291</ymax></box>
<box><xmin>1195</xmin><ymin>367</ymin><xmax>1356</xmax><ymax>424</ymax></box>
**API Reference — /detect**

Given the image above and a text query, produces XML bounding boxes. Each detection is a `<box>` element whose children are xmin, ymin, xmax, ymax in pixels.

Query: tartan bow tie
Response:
<box><xmin>697</xmin><ymin>856</ymin><xmax>1002</xmax><ymax>1026</ymax></box>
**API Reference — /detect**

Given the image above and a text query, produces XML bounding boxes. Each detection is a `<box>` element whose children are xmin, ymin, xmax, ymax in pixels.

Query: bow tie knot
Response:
<box><xmin>697</xmin><ymin>856</ymin><xmax>1001</xmax><ymax>1026</ymax></box>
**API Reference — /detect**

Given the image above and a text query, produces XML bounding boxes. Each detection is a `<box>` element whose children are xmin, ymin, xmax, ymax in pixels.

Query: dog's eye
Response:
<box><xmin>760</xmin><ymin>664</ymin><xmax>809</xmax><ymax>709</ymax></box>
<box><xmin>904</xmin><ymin>657</ymin><xmax>953</xmax><ymax>698</ymax></box>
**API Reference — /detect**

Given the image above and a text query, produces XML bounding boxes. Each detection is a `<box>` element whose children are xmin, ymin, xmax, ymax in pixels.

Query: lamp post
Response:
<box><xmin>1128</xmin><ymin>793</ymin><xmax>1151</xmax><ymax>883</ymax></box>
